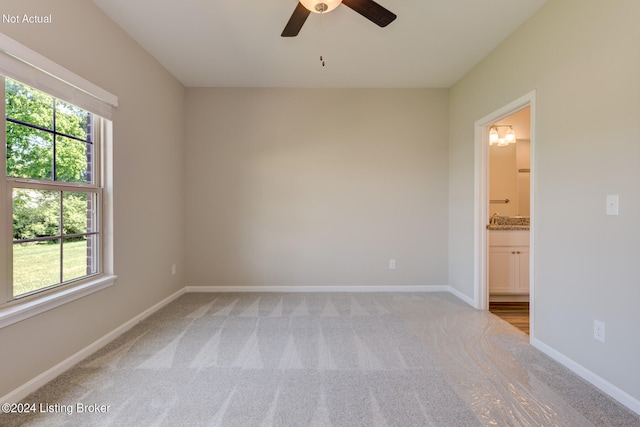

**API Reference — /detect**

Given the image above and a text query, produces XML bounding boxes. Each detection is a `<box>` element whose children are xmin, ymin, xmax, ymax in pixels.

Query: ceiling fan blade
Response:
<box><xmin>281</xmin><ymin>2</ymin><xmax>311</xmax><ymax>37</ymax></box>
<box><xmin>342</xmin><ymin>0</ymin><xmax>396</xmax><ymax>27</ymax></box>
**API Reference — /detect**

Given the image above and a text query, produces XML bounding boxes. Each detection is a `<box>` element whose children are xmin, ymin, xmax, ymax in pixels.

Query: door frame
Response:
<box><xmin>474</xmin><ymin>91</ymin><xmax>536</xmax><ymax>339</ymax></box>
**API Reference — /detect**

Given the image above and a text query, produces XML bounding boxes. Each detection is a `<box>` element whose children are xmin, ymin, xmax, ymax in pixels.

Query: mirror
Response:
<box><xmin>489</xmin><ymin>107</ymin><xmax>530</xmax><ymax>217</ymax></box>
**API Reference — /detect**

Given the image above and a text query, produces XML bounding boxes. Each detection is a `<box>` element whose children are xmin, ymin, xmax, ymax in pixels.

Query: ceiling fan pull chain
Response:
<box><xmin>320</xmin><ymin>9</ymin><xmax>326</xmax><ymax>67</ymax></box>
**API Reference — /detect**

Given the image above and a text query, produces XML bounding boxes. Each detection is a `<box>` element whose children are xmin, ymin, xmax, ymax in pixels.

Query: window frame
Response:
<box><xmin>0</xmin><ymin>35</ymin><xmax>117</xmax><ymax>329</ymax></box>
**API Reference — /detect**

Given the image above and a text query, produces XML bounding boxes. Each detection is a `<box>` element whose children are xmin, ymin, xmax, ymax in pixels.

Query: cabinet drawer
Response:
<box><xmin>489</xmin><ymin>230</ymin><xmax>530</xmax><ymax>246</ymax></box>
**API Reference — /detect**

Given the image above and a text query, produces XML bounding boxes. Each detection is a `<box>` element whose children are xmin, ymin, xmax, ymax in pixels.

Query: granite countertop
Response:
<box><xmin>487</xmin><ymin>216</ymin><xmax>530</xmax><ymax>230</ymax></box>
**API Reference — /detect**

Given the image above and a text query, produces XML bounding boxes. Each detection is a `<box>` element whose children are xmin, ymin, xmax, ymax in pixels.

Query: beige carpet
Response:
<box><xmin>2</xmin><ymin>292</ymin><xmax>638</xmax><ymax>426</ymax></box>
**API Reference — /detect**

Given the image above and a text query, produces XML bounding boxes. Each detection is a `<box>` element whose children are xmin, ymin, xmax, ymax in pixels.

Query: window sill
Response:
<box><xmin>0</xmin><ymin>275</ymin><xmax>117</xmax><ymax>329</ymax></box>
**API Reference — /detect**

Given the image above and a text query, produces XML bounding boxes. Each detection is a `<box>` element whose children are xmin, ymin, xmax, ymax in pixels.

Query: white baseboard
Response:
<box><xmin>0</xmin><ymin>287</ymin><xmax>186</xmax><ymax>405</ymax></box>
<box><xmin>185</xmin><ymin>285</ymin><xmax>451</xmax><ymax>293</ymax></box>
<box><xmin>445</xmin><ymin>285</ymin><xmax>475</xmax><ymax>307</ymax></box>
<box><xmin>532</xmin><ymin>338</ymin><xmax>640</xmax><ymax>416</ymax></box>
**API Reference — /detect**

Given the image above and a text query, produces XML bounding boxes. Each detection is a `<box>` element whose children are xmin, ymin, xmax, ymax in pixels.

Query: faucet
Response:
<box><xmin>490</xmin><ymin>213</ymin><xmax>500</xmax><ymax>225</ymax></box>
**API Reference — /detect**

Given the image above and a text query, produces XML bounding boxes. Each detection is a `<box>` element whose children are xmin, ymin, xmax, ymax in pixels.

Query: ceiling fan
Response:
<box><xmin>281</xmin><ymin>0</ymin><xmax>397</xmax><ymax>37</ymax></box>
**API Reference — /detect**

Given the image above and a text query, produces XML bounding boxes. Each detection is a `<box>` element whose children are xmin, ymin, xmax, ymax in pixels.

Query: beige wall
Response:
<box><xmin>185</xmin><ymin>88</ymin><xmax>449</xmax><ymax>288</ymax></box>
<box><xmin>0</xmin><ymin>0</ymin><xmax>186</xmax><ymax>397</ymax></box>
<box><xmin>449</xmin><ymin>0</ymin><xmax>640</xmax><ymax>402</ymax></box>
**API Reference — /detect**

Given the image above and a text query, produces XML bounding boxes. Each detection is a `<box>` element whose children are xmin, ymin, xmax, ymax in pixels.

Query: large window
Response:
<box><xmin>6</xmin><ymin>79</ymin><xmax>101</xmax><ymax>298</ymax></box>
<box><xmin>0</xmin><ymin>34</ymin><xmax>117</xmax><ymax>327</ymax></box>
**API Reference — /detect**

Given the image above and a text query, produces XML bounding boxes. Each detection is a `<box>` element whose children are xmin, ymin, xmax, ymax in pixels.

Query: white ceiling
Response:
<box><xmin>92</xmin><ymin>0</ymin><xmax>548</xmax><ymax>88</ymax></box>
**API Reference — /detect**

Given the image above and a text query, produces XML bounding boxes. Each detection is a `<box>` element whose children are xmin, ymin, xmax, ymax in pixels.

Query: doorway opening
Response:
<box><xmin>474</xmin><ymin>91</ymin><xmax>535</xmax><ymax>339</ymax></box>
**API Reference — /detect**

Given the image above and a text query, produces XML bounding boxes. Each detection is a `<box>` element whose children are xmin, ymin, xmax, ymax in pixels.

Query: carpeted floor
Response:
<box><xmin>2</xmin><ymin>292</ymin><xmax>639</xmax><ymax>426</ymax></box>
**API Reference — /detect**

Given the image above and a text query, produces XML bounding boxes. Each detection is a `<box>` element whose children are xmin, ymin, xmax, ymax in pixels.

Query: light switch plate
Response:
<box><xmin>606</xmin><ymin>194</ymin><xmax>619</xmax><ymax>216</ymax></box>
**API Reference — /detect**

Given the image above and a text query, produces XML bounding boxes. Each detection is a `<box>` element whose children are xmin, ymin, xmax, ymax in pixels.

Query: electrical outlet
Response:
<box><xmin>171</xmin><ymin>264</ymin><xmax>177</xmax><ymax>276</ymax></box>
<box><xmin>389</xmin><ymin>259</ymin><xmax>396</xmax><ymax>269</ymax></box>
<box><xmin>593</xmin><ymin>319</ymin><xmax>605</xmax><ymax>342</ymax></box>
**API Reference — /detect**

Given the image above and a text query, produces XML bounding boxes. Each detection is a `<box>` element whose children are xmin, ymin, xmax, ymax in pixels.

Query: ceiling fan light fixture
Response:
<box><xmin>281</xmin><ymin>0</ymin><xmax>395</xmax><ymax>37</ymax></box>
<box><xmin>300</xmin><ymin>0</ymin><xmax>343</xmax><ymax>14</ymax></box>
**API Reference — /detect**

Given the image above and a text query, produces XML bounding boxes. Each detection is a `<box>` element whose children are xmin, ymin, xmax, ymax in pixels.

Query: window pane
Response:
<box><xmin>13</xmin><ymin>189</ymin><xmax>60</xmax><ymax>240</ymax></box>
<box><xmin>56</xmin><ymin>135</ymin><xmax>91</xmax><ymax>183</ymax></box>
<box><xmin>63</xmin><ymin>192</ymin><xmax>97</xmax><ymax>235</ymax></box>
<box><xmin>13</xmin><ymin>241</ymin><xmax>61</xmax><ymax>297</ymax></box>
<box><xmin>5</xmin><ymin>78</ymin><xmax>103</xmax><ymax>300</ymax></box>
<box><xmin>56</xmin><ymin>100</ymin><xmax>90</xmax><ymax>141</ymax></box>
<box><xmin>6</xmin><ymin>122</ymin><xmax>54</xmax><ymax>180</ymax></box>
<box><xmin>63</xmin><ymin>237</ymin><xmax>91</xmax><ymax>282</ymax></box>
<box><xmin>5</xmin><ymin>79</ymin><xmax>54</xmax><ymax>130</ymax></box>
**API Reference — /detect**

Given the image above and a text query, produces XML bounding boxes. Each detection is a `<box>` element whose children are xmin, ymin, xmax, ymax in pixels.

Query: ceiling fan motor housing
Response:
<box><xmin>300</xmin><ymin>0</ymin><xmax>343</xmax><ymax>13</ymax></box>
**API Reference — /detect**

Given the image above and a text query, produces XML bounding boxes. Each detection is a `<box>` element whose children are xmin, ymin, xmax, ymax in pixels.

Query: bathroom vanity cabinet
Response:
<box><xmin>489</xmin><ymin>230</ymin><xmax>530</xmax><ymax>300</ymax></box>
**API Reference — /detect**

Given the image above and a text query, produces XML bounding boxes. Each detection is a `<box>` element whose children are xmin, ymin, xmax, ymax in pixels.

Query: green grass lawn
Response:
<box><xmin>13</xmin><ymin>240</ymin><xmax>89</xmax><ymax>296</ymax></box>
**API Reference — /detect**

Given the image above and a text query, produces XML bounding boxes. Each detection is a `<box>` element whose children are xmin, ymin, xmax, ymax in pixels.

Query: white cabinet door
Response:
<box><xmin>489</xmin><ymin>246</ymin><xmax>516</xmax><ymax>293</ymax></box>
<box><xmin>489</xmin><ymin>244</ymin><xmax>529</xmax><ymax>295</ymax></box>
<box><xmin>516</xmin><ymin>246</ymin><xmax>530</xmax><ymax>293</ymax></box>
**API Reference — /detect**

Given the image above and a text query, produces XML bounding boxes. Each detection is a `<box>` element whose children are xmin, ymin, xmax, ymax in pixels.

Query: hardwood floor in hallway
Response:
<box><xmin>489</xmin><ymin>301</ymin><xmax>529</xmax><ymax>335</ymax></box>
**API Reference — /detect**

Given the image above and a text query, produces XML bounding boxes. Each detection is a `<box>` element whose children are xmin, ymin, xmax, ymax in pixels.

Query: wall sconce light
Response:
<box><xmin>489</xmin><ymin>125</ymin><xmax>516</xmax><ymax>146</ymax></box>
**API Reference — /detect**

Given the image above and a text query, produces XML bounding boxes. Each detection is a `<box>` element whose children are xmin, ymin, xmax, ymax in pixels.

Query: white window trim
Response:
<box><xmin>0</xmin><ymin>275</ymin><xmax>117</xmax><ymax>328</ymax></box>
<box><xmin>0</xmin><ymin>33</ymin><xmax>118</xmax><ymax>117</ymax></box>
<box><xmin>0</xmin><ymin>34</ymin><xmax>117</xmax><ymax>328</ymax></box>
